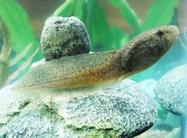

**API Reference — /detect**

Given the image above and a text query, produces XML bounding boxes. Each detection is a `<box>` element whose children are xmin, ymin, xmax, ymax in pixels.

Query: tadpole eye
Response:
<box><xmin>156</xmin><ymin>30</ymin><xmax>165</xmax><ymax>37</ymax></box>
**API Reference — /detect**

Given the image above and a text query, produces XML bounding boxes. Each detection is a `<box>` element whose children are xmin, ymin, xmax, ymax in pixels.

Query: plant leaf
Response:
<box><xmin>86</xmin><ymin>0</ymin><xmax>114</xmax><ymax>51</ymax></box>
<box><xmin>0</xmin><ymin>0</ymin><xmax>39</xmax><ymax>54</ymax></box>
<box><xmin>74</xmin><ymin>0</ymin><xmax>84</xmax><ymax>19</ymax></box>
<box><xmin>7</xmin><ymin>46</ymin><xmax>39</xmax><ymax>84</ymax></box>
<box><xmin>141</xmin><ymin>0</ymin><xmax>179</xmax><ymax>31</ymax></box>
<box><xmin>0</xmin><ymin>0</ymin><xmax>42</xmax><ymax>84</ymax></box>
<box><xmin>53</xmin><ymin>0</ymin><xmax>75</xmax><ymax>16</ymax></box>
<box><xmin>108</xmin><ymin>0</ymin><xmax>141</xmax><ymax>32</ymax></box>
<box><xmin>110</xmin><ymin>26</ymin><xmax>129</xmax><ymax>49</ymax></box>
<box><xmin>0</xmin><ymin>18</ymin><xmax>11</xmax><ymax>87</ymax></box>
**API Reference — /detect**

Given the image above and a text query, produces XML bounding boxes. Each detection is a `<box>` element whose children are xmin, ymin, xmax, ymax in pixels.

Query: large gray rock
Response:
<box><xmin>0</xmin><ymin>79</ymin><xmax>157</xmax><ymax>138</ymax></box>
<box><xmin>155</xmin><ymin>64</ymin><xmax>187</xmax><ymax>115</ymax></box>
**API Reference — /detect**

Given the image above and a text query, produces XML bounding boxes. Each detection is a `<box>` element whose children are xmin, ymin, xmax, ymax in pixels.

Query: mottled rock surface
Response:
<box><xmin>0</xmin><ymin>79</ymin><xmax>157</xmax><ymax>138</ymax></box>
<box><xmin>40</xmin><ymin>16</ymin><xmax>90</xmax><ymax>61</ymax></box>
<box><xmin>59</xmin><ymin>80</ymin><xmax>157</xmax><ymax>137</ymax></box>
<box><xmin>155</xmin><ymin>64</ymin><xmax>187</xmax><ymax>114</ymax></box>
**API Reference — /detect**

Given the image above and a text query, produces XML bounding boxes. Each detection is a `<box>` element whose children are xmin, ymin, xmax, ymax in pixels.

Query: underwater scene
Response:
<box><xmin>0</xmin><ymin>0</ymin><xmax>187</xmax><ymax>138</ymax></box>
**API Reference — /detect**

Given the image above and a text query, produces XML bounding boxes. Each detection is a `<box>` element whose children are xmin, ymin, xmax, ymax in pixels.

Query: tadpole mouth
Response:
<box><xmin>160</xmin><ymin>25</ymin><xmax>179</xmax><ymax>44</ymax></box>
<box><xmin>168</xmin><ymin>25</ymin><xmax>179</xmax><ymax>39</ymax></box>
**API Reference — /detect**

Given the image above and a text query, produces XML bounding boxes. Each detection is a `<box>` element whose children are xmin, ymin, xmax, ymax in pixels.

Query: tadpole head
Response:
<box><xmin>121</xmin><ymin>25</ymin><xmax>179</xmax><ymax>73</ymax></box>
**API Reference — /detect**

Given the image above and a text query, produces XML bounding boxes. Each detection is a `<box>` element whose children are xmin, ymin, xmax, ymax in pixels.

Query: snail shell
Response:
<box><xmin>40</xmin><ymin>16</ymin><xmax>90</xmax><ymax>61</ymax></box>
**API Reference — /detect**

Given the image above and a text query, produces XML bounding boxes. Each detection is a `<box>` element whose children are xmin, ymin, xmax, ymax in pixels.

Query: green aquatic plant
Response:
<box><xmin>0</xmin><ymin>0</ymin><xmax>179</xmax><ymax>88</ymax></box>
<box><xmin>53</xmin><ymin>0</ymin><xmax>129</xmax><ymax>51</ymax></box>
<box><xmin>0</xmin><ymin>0</ymin><xmax>42</xmax><ymax>88</ymax></box>
<box><xmin>0</xmin><ymin>18</ymin><xmax>10</xmax><ymax>87</ymax></box>
<box><xmin>54</xmin><ymin>0</ymin><xmax>179</xmax><ymax>50</ymax></box>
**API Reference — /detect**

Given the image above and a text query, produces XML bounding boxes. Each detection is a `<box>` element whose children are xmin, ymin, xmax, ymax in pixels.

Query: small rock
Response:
<box><xmin>40</xmin><ymin>16</ymin><xmax>90</xmax><ymax>61</ymax></box>
<box><xmin>155</xmin><ymin>64</ymin><xmax>187</xmax><ymax>115</ymax></box>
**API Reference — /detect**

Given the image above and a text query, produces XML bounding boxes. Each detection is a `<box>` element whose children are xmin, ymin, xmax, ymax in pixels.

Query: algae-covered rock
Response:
<box><xmin>4</xmin><ymin>111</ymin><xmax>58</xmax><ymax>138</ymax></box>
<box><xmin>59</xmin><ymin>80</ymin><xmax>157</xmax><ymax>137</ymax></box>
<box><xmin>155</xmin><ymin>64</ymin><xmax>187</xmax><ymax>114</ymax></box>
<box><xmin>0</xmin><ymin>79</ymin><xmax>157</xmax><ymax>138</ymax></box>
<box><xmin>0</xmin><ymin>101</ymin><xmax>61</xmax><ymax>138</ymax></box>
<box><xmin>40</xmin><ymin>16</ymin><xmax>90</xmax><ymax>61</ymax></box>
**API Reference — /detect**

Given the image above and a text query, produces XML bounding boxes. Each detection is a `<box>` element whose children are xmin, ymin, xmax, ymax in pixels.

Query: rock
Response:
<box><xmin>155</xmin><ymin>64</ymin><xmax>187</xmax><ymax>115</ymax></box>
<box><xmin>59</xmin><ymin>84</ymin><xmax>157</xmax><ymax>137</ymax></box>
<box><xmin>136</xmin><ymin>128</ymin><xmax>180</xmax><ymax>138</ymax></box>
<box><xmin>40</xmin><ymin>16</ymin><xmax>90</xmax><ymax>61</ymax></box>
<box><xmin>0</xmin><ymin>79</ymin><xmax>157</xmax><ymax>138</ymax></box>
<box><xmin>4</xmin><ymin>111</ymin><xmax>58</xmax><ymax>138</ymax></box>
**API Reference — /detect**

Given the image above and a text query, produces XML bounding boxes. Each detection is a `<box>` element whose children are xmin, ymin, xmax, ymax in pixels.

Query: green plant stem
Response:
<box><xmin>0</xmin><ymin>18</ymin><xmax>11</xmax><ymax>88</ymax></box>
<box><xmin>53</xmin><ymin>0</ymin><xmax>74</xmax><ymax>16</ymax></box>
<box><xmin>108</xmin><ymin>0</ymin><xmax>141</xmax><ymax>32</ymax></box>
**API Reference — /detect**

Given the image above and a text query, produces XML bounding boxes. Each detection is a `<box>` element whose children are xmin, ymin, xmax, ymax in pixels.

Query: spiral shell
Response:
<box><xmin>40</xmin><ymin>16</ymin><xmax>90</xmax><ymax>61</ymax></box>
